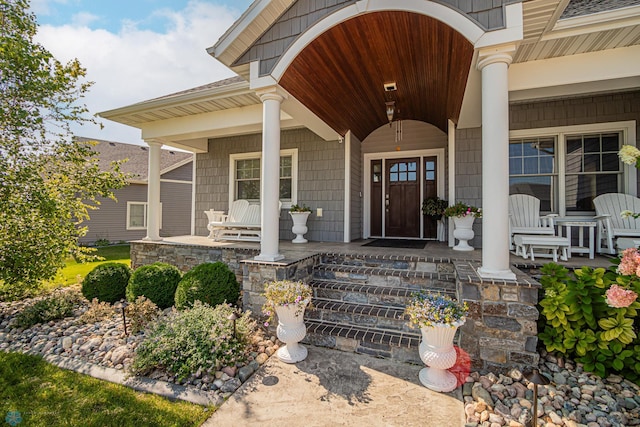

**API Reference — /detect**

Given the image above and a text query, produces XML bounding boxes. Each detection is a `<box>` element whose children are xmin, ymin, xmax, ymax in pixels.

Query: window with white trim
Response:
<box><xmin>509</xmin><ymin>122</ymin><xmax>636</xmax><ymax>215</ymax></box>
<box><xmin>126</xmin><ymin>202</ymin><xmax>162</xmax><ymax>230</ymax></box>
<box><xmin>229</xmin><ymin>149</ymin><xmax>298</xmax><ymax>207</ymax></box>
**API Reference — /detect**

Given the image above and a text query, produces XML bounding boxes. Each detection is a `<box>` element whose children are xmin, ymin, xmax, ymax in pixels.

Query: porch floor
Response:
<box><xmin>154</xmin><ymin>235</ymin><xmax>614</xmax><ymax>270</ymax></box>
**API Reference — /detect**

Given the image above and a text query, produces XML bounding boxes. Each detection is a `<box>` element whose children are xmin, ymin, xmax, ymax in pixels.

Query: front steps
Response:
<box><xmin>302</xmin><ymin>253</ymin><xmax>458</xmax><ymax>364</ymax></box>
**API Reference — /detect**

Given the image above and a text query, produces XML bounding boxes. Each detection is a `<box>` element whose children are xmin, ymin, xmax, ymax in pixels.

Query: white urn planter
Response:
<box><xmin>289</xmin><ymin>211</ymin><xmax>311</xmax><ymax>243</ymax></box>
<box><xmin>452</xmin><ymin>215</ymin><xmax>475</xmax><ymax>251</ymax></box>
<box><xmin>418</xmin><ymin>319</ymin><xmax>465</xmax><ymax>392</ymax></box>
<box><xmin>275</xmin><ymin>300</ymin><xmax>309</xmax><ymax>363</ymax></box>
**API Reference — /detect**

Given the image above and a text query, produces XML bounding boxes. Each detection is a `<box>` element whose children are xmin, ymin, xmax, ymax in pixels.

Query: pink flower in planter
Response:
<box><xmin>605</xmin><ymin>284</ymin><xmax>638</xmax><ymax>308</ymax></box>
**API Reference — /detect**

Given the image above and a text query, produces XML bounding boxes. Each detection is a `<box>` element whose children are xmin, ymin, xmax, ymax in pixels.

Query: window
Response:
<box><xmin>229</xmin><ymin>149</ymin><xmax>298</xmax><ymax>207</ymax></box>
<box><xmin>509</xmin><ymin>122</ymin><xmax>636</xmax><ymax>215</ymax></box>
<box><xmin>565</xmin><ymin>133</ymin><xmax>620</xmax><ymax>212</ymax></box>
<box><xmin>509</xmin><ymin>137</ymin><xmax>557</xmax><ymax>211</ymax></box>
<box><xmin>126</xmin><ymin>202</ymin><xmax>162</xmax><ymax>230</ymax></box>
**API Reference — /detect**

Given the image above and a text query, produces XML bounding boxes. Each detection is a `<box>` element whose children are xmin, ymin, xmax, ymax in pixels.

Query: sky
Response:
<box><xmin>31</xmin><ymin>0</ymin><xmax>255</xmax><ymax>145</ymax></box>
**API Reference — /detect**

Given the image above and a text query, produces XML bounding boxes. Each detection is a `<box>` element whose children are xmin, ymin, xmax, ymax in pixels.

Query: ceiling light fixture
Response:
<box><xmin>386</xmin><ymin>101</ymin><xmax>395</xmax><ymax>124</ymax></box>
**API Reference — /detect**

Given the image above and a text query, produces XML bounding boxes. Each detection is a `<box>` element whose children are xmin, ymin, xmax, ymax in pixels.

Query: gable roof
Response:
<box><xmin>76</xmin><ymin>137</ymin><xmax>192</xmax><ymax>182</ymax></box>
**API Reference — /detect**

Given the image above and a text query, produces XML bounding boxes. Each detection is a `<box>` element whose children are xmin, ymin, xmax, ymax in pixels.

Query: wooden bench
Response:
<box><xmin>513</xmin><ymin>234</ymin><xmax>569</xmax><ymax>262</ymax></box>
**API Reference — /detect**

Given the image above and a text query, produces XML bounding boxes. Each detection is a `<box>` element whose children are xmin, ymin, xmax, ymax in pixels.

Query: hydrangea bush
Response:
<box><xmin>538</xmin><ymin>256</ymin><xmax>640</xmax><ymax>384</ymax></box>
<box><xmin>404</xmin><ymin>292</ymin><xmax>468</xmax><ymax>328</ymax></box>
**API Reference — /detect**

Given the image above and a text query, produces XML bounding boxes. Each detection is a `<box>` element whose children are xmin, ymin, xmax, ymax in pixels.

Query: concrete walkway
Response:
<box><xmin>202</xmin><ymin>345</ymin><xmax>465</xmax><ymax>427</ymax></box>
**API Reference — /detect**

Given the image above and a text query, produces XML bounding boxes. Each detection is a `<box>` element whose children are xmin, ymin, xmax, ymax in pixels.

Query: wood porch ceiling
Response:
<box><xmin>279</xmin><ymin>11</ymin><xmax>474</xmax><ymax>141</ymax></box>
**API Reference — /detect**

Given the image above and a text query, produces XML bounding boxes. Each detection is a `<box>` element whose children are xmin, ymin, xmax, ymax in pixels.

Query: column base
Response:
<box><xmin>142</xmin><ymin>236</ymin><xmax>163</xmax><ymax>242</ymax></box>
<box><xmin>255</xmin><ymin>253</ymin><xmax>285</xmax><ymax>262</ymax></box>
<box><xmin>477</xmin><ymin>266</ymin><xmax>516</xmax><ymax>281</ymax></box>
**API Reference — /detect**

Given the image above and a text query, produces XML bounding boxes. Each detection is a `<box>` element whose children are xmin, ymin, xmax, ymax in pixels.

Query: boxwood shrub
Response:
<box><xmin>126</xmin><ymin>262</ymin><xmax>181</xmax><ymax>309</ymax></box>
<box><xmin>82</xmin><ymin>262</ymin><xmax>132</xmax><ymax>303</ymax></box>
<box><xmin>174</xmin><ymin>262</ymin><xmax>239</xmax><ymax>310</ymax></box>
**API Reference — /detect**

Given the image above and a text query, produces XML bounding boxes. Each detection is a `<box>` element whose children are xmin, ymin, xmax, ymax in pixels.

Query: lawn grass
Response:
<box><xmin>0</xmin><ymin>352</ymin><xmax>211</xmax><ymax>427</ymax></box>
<box><xmin>46</xmin><ymin>245</ymin><xmax>131</xmax><ymax>289</ymax></box>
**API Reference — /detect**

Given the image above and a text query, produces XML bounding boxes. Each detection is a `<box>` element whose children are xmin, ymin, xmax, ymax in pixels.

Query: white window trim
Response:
<box><xmin>510</xmin><ymin>120</ymin><xmax>637</xmax><ymax>215</ymax></box>
<box><xmin>126</xmin><ymin>201</ymin><xmax>162</xmax><ymax>230</ymax></box>
<box><xmin>229</xmin><ymin>149</ymin><xmax>298</xmax><ymax>209</ymax></box>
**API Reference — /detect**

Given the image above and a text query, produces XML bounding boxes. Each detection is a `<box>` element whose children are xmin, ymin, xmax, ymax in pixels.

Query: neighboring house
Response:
<box><xmin>77</xmin><ymin>137</ymin><xmax>193</xmax><ymax>245</ymax></box>
<box><xmin>99</xmin><ymin>0</ymin><xmax>640</xmax><ymax>279</ymax></box>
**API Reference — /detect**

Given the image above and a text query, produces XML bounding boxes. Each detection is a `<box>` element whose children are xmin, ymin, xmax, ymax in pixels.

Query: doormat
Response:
<box><xmin>362</xmin><ymin>239</ymin><xmax>427</xmax><ymax>249</ymax></box>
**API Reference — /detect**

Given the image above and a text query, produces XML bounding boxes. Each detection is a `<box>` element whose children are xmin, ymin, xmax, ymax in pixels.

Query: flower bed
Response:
<box><xmin>0</xmin><ymin>287</ymin><xmax>278</xmax><ymax>405</ymax></box>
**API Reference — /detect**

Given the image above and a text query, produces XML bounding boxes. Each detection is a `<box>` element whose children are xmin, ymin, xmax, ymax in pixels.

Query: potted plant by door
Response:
<box><xmin>262</xmin><ymin>280</ymin><xmax>313</xmax><ymax>363</ymax></box>
<box><xmin>405</xmin><ymin>292</ymin><xmax>468</xmax><ymax>392</ymax></box>
<box><xmin>421</xmin><ymin>197</ymin><xmax>448</xmax><ymax>220</ymax></box>
<box><xmin>289</xmin><ymin>204</ymin><xmax>312</xmax><ymax>243</ymax></box>
<box><xmin>443</xmin><ymin>202</ymin><xmax>482</xmax><ymax>251</ymax></box>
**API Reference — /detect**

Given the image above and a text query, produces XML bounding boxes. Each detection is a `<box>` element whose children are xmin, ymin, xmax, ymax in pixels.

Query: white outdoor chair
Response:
<box><xmin>508</xmin><ymin>194</ymin><xmax>557</xmax><ymax>249</ymax></box>
<box><xmin>205</xmin><ymin>199</ymin><xmax>249</xmax><ymax>239</ymax></box>
<box><xmin>593</xmin><ymin>193</ymin><xmax>640</xmax><ymax>254</ymax></box>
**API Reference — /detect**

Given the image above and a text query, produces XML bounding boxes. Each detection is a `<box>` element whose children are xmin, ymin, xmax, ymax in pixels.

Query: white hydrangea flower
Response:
<box><xmin>618</xmin><ymin>145</ymin><xmax>640</xmax><ymax>165</ymax></box>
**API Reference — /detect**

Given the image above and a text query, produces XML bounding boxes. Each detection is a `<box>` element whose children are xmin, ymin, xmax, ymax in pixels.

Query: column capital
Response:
<box><xmin>144</xmin><ymin>139</ymin><xmax>164</xmax><ymax>148</ymax></box>
<box><xmin>256</xmin><ymin>86</ymin><xmax>287</xmax><ymax>103</ymax></box>
<box><xmin>477</xmin><ymin>43</ymin><xmax>517</xmax><ymax>70</ymax></box>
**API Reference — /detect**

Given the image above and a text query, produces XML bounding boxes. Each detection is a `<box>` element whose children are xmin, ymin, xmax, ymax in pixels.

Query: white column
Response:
<box><xmin>477</xmin><ymin>47</ymin><xmax>516</xmax><ymax>281</ymax></box>
<box><xmin>255</xmin><ymin>88</ymin><xmax>285</xmax><ymax>262</ymax></box>
<box><xmin>144</xmin><ymin>140</ymin><xmax>162</xmax><ymax>241</ymax></box>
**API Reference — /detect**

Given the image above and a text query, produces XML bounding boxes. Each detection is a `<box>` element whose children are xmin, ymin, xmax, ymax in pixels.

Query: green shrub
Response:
<box><xmin>126</xmin><ymin>262</ymin><xmax>181</xmax><ymax>309</ymax></box>
<box><xmin>13</xmin><ymin>289</ymin><xmax>82</xmax><ymax>329</ymax></box>
<box><xmin>130</xmin><ymin>302</ymin><xmax>255</xmax><ymax>380</ymax></box>
<box><xmin>174</xmin><ymin>262</ymin><xmax>239</xmax><ymax>309</ymax></box>
<box><xmin>82</xmin><ymin>262</ymin><xmax>131</xmax><ymax>303</ymax></box>
<box><xmin>538</xmin><ymin>262</ymin><xmax>640</xmax><ymax>384</ymax></box>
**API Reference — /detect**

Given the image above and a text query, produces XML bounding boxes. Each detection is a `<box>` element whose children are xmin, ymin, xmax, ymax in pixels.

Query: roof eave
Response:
<box><xmin>207</xmin><ymin>0</ymin><xmax>295</xmax><ymax>67</ymax></box>
<box><xmin>98</xmin><ymin>80</ymin><xmax>251</xmax><ymax>123</ymax></box>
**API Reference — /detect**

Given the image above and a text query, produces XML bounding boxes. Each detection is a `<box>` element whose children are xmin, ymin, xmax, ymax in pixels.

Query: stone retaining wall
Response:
<box><xmin>130</xmin><ymin>241</ymin><xmax>259</xmax><ymax>285</ymax></box>
<box><xmin>455</xmin><ymin>261</ymin><xmax>540</xmax><ymax>372</ymax></box>
<box><xmin>131</xmin><ymin>242</ymin><xmax>541</xmax><ymax>372</ymax></box>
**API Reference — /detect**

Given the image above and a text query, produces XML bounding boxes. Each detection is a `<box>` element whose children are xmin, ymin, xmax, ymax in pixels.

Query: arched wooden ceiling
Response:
<box><xmin>279</xmin><ymin>11</ymin><xmax>475</xmax><ymax>141</ymax></box>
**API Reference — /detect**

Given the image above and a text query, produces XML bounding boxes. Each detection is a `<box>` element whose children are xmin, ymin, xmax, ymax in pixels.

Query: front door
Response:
<box><xmin>385</xmin><ymin>157</ymin><xmax>420</xmax><ymax>237</ymax></box>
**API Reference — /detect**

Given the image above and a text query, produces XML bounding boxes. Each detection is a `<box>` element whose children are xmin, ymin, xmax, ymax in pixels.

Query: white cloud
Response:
<box><xmin>35</xmin><ymin>1</ymin><xmax>240</xmax><ymax>145</ymax></box>
<box><xmin>70</xmin><ymin>11</ymin><xmax>99</xmax><ymax>27</ymax></box>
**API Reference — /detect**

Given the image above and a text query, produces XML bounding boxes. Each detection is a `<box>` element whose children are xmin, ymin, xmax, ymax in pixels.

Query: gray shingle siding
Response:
<box><xmin>350</xmin><ymin>135</ymin><xmax>362</xmax><ymax>241</ymax></box>
<box><xmin>454</xmin><ymin>127</ymin><xmax>483</xmax><ymax>246</ymax></box>
<box><xmin>80</xmin><ymin>179</ymin><xmax>193</xmax><ymax>245</ymax></box>
<box><xmin>162</xmin><ymin>162</ymin><xmax>193</xmax><ymax>181</ymax></box>
<box><xmin>195</xmin><ymin>129</ymin><xmax>345</xmax><ymax>242</ymax></box>
<box><xmin>235</xmin><ymin>0</ymin><xmax>516</xmax><ymax>76</ymax></box>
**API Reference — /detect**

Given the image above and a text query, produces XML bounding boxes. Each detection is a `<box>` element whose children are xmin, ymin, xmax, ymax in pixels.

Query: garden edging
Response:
<box><xmin>42</xmin><ymin>353</ymin><xmax>223</xmax><ymax>406</ymax></box>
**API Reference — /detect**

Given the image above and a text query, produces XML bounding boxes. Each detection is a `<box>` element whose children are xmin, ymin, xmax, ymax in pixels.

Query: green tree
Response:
<box><xmin>0</xmin><ymin>0</ymin><xmax>128</xmax><ymax>299</ymax></box>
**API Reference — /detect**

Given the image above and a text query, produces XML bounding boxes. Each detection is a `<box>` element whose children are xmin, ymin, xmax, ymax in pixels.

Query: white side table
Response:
<box><xmin>555</xmin><ymin>218</ymin><xmax>597</xmax><ymax>259</ymax></box>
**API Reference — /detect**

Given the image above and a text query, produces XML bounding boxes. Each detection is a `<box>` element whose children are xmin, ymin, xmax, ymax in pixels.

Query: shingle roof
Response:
<box><xmin>561</xmin><ymin>0</ymin><xmax>640</xmax><ymax>19</ymax></box>
<box><xmin>144</xmin><ymin>75</ymin><xmax>245</xmax><ymax>103</ymax></box>
<box><xmin>75</xmin><ymin>137</ymin><xmax>192</xmax><ymax>181</ymax></box>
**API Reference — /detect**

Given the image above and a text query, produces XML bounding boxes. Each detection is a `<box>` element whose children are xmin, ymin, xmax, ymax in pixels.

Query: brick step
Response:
<box><xmin>309</xmin><ymin>279</ymin><xmax>457</xmax><ymax>303</ymax></box>
<box><xmin>307</xmin><ymin>297</ymin><xmax>410</xmax><ymax>332</ymax></box>
<box><xmin>312</xmin><ymin>264</ymin><xmax>456</xmax><ymax>292</ymax></box>
<box><xmin>320</xmin><ymin>253</ymin><xmax>454</xmax><ymax>273</ymax></box>
<box><xmin>302</xmin><ymin>319</ymin><xmax>422</xmax><ymax>363</ymax></box>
